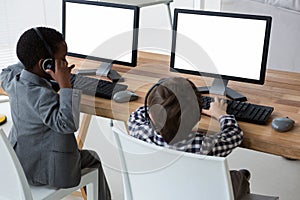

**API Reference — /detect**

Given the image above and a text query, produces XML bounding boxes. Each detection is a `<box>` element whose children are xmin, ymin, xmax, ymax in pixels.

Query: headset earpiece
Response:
<box><xmin>42</xmin><ymin>58</ymin><xmax>55</xmax><ymax>72</ymax></box>
<box><xmin>144</xmin><ymin>83</ymin><xmax>159</xmax><ymax>123</ymax></box>
<box><xmin>148</xmin><ymin>104</ymin><xmax>167</xmax><ymax>132</ymax></box>
<box><xmin>144</xmin><ymin>78</ymin><xmax>169</xmax><ymax>123</ymax></box>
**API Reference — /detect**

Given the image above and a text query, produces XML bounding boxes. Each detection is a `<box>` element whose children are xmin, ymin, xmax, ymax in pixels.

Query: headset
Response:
<box><xmin>32</xmin><ymin>27</ymin><xmax>55</xmax><ymax>72</ymax></box>
<box><xmin>144</xmin><ymin>77</ymin><xmax>202</xmax><ymax>124</ymax></box>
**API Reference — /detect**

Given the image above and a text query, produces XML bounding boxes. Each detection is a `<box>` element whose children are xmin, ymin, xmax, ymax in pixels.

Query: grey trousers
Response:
<box><xmin>230</xmin><ymin>170</ymin><xmax>250</xmax><ymax>200</ymax></box>
<box><xmin>80</xmin><ymin>150</ymin><xmax>111</xmax><ymax>200</ymax></box>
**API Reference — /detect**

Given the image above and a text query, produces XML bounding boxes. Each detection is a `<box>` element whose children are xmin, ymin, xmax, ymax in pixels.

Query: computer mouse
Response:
<box><xmin>113</xmin><ymin>90</ymin><xmax>138</xmax><ymax>103</ymax></box>
<box><xmin>271</xmin><ymin>117</ymin><xmax>295</xmax><ymax>132</ymax></box>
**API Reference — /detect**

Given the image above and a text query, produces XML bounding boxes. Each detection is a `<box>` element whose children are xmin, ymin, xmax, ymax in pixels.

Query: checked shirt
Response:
<box><xmin>128</xmin><ymin>106</ymin><xmax>243</xmax><ymax>157</ymax></box>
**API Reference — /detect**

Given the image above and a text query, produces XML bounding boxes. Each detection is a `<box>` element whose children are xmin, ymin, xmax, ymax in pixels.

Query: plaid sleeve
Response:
<box><xmin>200</xmin><ymin>115</ymin><xmax>243</xmax><ymax>157</ymax></box>
<box><xmin>127</xmin><ymin>106</ymin><xmax>155</xmax><ymax>144</ymax></box>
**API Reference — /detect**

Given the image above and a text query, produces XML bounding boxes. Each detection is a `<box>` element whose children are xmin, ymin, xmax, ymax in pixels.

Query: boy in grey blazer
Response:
<box><xmin>0</xmin><ymin>27</ymin><xmax>111</xmax><ymax>200</ymax></box>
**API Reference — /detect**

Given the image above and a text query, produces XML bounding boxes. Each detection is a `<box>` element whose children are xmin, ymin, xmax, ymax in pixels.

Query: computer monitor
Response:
<box><xmin>170</xmin><ymin>9</ymin><xmax>272</xmax><ymax>101</ymax></box>
<box><xmin>62</xmin><ymin>0</ymin><xmax>139</xmax><ymax>67</ymax></box>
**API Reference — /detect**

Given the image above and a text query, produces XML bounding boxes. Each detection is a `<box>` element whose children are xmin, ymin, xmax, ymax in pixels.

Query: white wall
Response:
<box><xmin>0</xmin><ymin>0</ymin><xmax>195</xmax><ymax>69</ymax></box>
<box><xmin>222</xmin><ymin>0</ymin><xmax>300</xmax><ymax>72</ymax></box>
<box><xmin>0</xmin><ymin>0</ymin><xmax>62</xmax><ymax>68</ymax></box>
<box><xmin>2</xmin><ymin>0</ymin><xmax>299</xmax><ymax>72</ymax></box>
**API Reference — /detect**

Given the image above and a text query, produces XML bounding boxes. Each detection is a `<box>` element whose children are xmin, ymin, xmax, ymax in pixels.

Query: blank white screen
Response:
<box><xmin>65</xmin><ymin>2</ymin><xmax>135</xmax><ymax>63</ymax></box>
<box><xmin>174</xmin><ymin>12</ymin><xmax>267</xmax><ymax>81</ymax></box>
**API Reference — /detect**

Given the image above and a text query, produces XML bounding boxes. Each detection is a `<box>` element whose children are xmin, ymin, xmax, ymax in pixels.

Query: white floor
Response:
<box><xmin>1</xmin><ymin>98</ymin><xmax>300</xmax><ymax>200</ymax></box>
<box><xmin>228</xmin><ymin>147</ymin><xmax>300</xmax><ymax>199</ymax></box>
<box><xmin>61</xmin><ymin>142</ymin><xmax>300</xmax><ymax>200</ymax></box>
<box><xmin>81</xmin><ymin>115</ymin><xmax>300</xmax><ymax>200</ymax></box>
<box><xmin>61</xmin><ymin>148</ymin><xmax>300</xmax><ymax>200</ymax></box>
<box><xmin>62</xmin><ymin>195</ymin><xmax>82</xmax><ymax>200</ymax></box>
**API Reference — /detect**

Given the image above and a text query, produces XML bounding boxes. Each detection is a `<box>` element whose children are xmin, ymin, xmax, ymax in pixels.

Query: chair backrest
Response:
<box><xmin>112</xmin><ymin>126</ymin><xmax>235</xmax><ymax>200</ymax></box>
<box><xmin>0</xmin><ymin>129</ymin><xmax>33</xmax><ymax>200</ymax></box>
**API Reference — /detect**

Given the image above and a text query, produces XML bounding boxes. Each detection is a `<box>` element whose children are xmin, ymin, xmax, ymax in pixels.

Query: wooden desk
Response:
<box><xmin>69</xmin><ymin>51</ymin><xmax>300</xmax><ymax>159</ymax></box>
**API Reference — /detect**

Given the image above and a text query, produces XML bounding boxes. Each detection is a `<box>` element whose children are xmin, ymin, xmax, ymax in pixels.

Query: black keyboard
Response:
<box><xmin>202</xmin><ymin>96</ymin><xmax>274</xmax><ymax>124</ymax></box>
<box><xmin>72</xmin><ymin>75</ymin><xmax>128</xmax><ymax>99</ymax></box>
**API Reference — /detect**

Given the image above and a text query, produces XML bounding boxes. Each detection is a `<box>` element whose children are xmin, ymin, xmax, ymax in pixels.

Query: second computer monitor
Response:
<box><xmin>170</xmin><ymin>9</ymin><xmax>272</xmax><ymax>101</ymax></box>
<box><xmin>62</xmin><ymin>0</ymin><xmax>139</xmax><ymax>67</ymax></box>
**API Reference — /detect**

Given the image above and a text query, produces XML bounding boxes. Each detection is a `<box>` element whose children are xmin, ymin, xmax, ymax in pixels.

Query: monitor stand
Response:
<box><xmin>75</xmin><ymin>62</ymin><xmax>111</xmax><ymax>76</ymax></box>
<box><xmin>75</xmin><ymin>62</ymin><xmax>124</xmax><ymax>82</ymax></box>
<box><xmin>96</xmin><ymin>62</ymin><xmax>112</xmax><ymax>76</ymax></box>
<box><xmin>198</xmin><ymin>78</ymin><xmax>247</xmax><ymax>101</ymax></box>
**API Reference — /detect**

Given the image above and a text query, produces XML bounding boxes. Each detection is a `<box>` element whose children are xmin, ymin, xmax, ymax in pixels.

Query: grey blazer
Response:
<box><xmin>0</xmin><ymin>63</ymin><xmax>82</xmax><ymax>188</ymax></box>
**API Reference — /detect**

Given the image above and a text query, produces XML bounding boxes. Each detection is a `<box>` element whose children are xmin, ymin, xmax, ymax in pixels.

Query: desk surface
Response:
<box><xmin>64</xmin><ymin>52</ymin><xmax>299</xmax><ymax>159</ymax></box>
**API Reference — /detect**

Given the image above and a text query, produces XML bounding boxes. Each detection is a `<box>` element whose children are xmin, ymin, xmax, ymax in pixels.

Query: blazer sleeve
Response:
<box><xmin>38</xmin><ymin>88</ymin><xmax>82</xmax><ymax>133</ymax></box>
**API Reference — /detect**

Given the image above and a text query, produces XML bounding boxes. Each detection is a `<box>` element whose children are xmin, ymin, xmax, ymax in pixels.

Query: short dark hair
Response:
<box><xmin>148</xmin><ymin>77</ymin><xmax>202</xmax><ymax>144</ymax></box>
<box><xmin>16</xmin><ymin>27</ymin><xmax>64</xmax><ymax>69</ymax></box>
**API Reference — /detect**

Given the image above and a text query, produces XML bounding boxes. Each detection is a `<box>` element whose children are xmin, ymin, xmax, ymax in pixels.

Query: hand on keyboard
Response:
<box><xmin>201</xmin><ymin>96</ymin><xmax>274</xmax><ymax>125</ymax></box>
<box><xmin>202</xmin><ymin>96</ymin><xmax>227</xmax><ymax>119</ymax></box>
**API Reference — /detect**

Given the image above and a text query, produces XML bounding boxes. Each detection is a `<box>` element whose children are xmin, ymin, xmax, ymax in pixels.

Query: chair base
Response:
<box><xmin>243</xmin><ymin>193</ymin><xmax>279</xmax><ymax>200</ymax></box>
<box><xmin>31</xmin><ymin>168</ymin><xmax>98</xmax><ymax>200</ymax></box>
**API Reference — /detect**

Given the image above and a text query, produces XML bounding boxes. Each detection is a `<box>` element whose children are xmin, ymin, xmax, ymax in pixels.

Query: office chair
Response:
<box><xmin>0</xmin><ymin>129</ymin><xmax>98</xmax><ymax>200</ymax></box>
<box><xmin>112</xmin><ymin>126</ymin><xmax>234</xmax><ymax>199</ymax></box>
<box><xmin>112</xmin><ymin>126</ymin><xmax>279</xmax><ymax>200</ymax></box>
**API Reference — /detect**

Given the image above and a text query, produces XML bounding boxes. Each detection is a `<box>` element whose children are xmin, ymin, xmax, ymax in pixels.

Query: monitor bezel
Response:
<box><xmin>170</xmin><ymin>9</ymin><xmax>272</xmax><ymax>85</ymax></box>
<box><xmin>62</xmin><ymin>0</ymin><xmax>140</xmax><ymax>67</ymax></box>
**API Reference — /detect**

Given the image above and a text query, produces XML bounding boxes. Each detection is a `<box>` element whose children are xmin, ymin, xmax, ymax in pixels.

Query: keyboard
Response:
<box><xmin>72</xmin><ymin>75</ymin><xmax>128</xmax><ymax>99</ymax></box>
<box><xmin>201</xmin><ymin>96</ymin><xmax>274</xmax><ymax>124</ymax></box>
